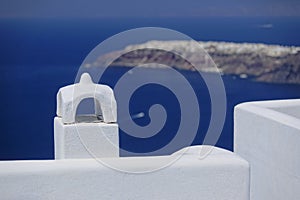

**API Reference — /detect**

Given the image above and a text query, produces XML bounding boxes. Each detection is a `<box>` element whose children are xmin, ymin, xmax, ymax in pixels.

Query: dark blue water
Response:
<box><xmin>0</xmin><ymin>17</ymin><xmax>300</xmax><ymax>160</ymax></box>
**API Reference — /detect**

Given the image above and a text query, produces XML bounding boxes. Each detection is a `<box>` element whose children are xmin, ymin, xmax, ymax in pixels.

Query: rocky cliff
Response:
<box><xmin>90</xmin><ymin>40</ymin><xmax>300</xmax><ymax>84</ymax></box>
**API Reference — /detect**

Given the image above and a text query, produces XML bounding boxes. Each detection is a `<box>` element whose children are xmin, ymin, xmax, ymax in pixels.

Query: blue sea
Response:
<box><xmin>0</xmin><ymin>17</ymin><xmax>300</xmax><ymax>160</ymax></box>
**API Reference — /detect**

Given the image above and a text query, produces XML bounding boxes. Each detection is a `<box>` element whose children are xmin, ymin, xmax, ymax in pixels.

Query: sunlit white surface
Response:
<box><xmin>234</xmin><ymin>99</ymin><xmax>300</xmax><ymax>200</ymax></box>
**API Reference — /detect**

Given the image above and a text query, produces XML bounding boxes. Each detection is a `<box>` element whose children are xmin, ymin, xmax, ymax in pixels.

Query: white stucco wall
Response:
<box><xmin>0</xmin><ymin>146</ymin><xmax>249</xmax><ymax>200</ymax></box>
<box><xmin>234</xmin><ymin>99</ymin><xmax>300</xmax><ymax>200</ymax></box>
<box><xmin>54</xmin><ymin>117</ymin><xmax>119</xmax><ymax>159</ymax></box>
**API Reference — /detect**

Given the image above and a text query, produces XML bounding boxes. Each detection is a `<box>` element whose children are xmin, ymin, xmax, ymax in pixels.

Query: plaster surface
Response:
<box><xmin>234</xmin><ymin>99</ymin><xmax>300</xmax><ymax>200</ymax></box>
<box><xmin>0</xmin><ymin>146</ymin><xmax>249</xmax><ymax>200</ymax></box>
<box><xmin>54</xmin><ymin>117</ymin><xmax>119</xmax><ymax>159</ymax></box>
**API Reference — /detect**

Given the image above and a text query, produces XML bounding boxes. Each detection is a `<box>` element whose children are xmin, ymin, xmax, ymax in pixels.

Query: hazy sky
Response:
<box><xmin>0</xmin><ymin>0</ymin><xmax>300</xmax><ymax>18</ymax></box>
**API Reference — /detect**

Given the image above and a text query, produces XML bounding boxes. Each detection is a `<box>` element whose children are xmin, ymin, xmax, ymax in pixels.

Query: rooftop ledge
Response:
<box><xmin>234</xmin><ymin>99</ymin><xmax>300</xmax><ymax>200</ymax></box>
<box><xmin>0</xmin><ymin>146</ymin><xmax>249</xmax><ymax>200</ymax></box>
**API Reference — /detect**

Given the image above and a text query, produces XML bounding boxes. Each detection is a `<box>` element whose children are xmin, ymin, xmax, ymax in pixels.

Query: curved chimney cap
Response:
<box><xmin>56</xmin><ymin>73</ymin><xmax>117</xmax><ymax>124</ymax></box>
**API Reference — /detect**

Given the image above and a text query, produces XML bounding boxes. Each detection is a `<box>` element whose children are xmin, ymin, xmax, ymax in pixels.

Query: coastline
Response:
<box><xmin>85</xmin><ymin>40</ymin><xmax>300</xmax><ymax>84</ymax></box>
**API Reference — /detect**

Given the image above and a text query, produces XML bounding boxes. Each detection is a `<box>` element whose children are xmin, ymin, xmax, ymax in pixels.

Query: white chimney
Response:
<box><xmin>54</xmin><ymin>73</ymin><xmax>119</xmax><ymax>159</ymax></box>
